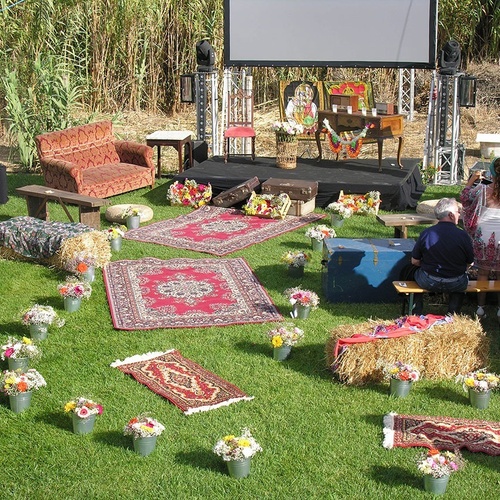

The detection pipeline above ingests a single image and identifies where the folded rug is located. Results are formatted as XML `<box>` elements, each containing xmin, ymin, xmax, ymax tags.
<box><xmin>124</xmin><ymin>205</ymin><xmax>324</xmax><ymax>256</ymax></box>
<box><xmin>111</xmin><ymin>350</ymin><xmax>254</xmax><ymax>415</ymax></box>
<box><xmin>383</xmin><ymin>412</ymin><xmax>500</xmax><ymax>456</ymax></box>
<box><xmin>103</xmin><ymin>257</ymin><xmax>282</xmax><ymax>329</ymax></box>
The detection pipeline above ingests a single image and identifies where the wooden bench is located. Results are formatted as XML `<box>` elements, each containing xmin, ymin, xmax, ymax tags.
<box><xmin>376</xmin><ymin>213</ymin><xmax>437</xmax><ymax>238</ymax></box>
<box><xmin>16</xmin><ymin>185</ymin><xmax>109</xmax><ymax>229</ymax></box>
<box><xmin>393</xmin><ymin>280</ymin><xmax>500</xmax><ymax>314</ymax></box>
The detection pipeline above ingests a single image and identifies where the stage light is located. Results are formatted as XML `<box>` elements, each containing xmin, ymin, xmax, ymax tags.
<box><xmin>196</xmin><ymin>40</ymin><xmax>215</xmax><ymax>72</ymax></box>
<box><xmin>459</xmin><ymin>75</ymin><xmax>477</xmax><ymax>108</ymax></box>
<box><xmin>180</xmin><ymin>74</ymin><xmax>195</xmax><ymax>103</ymax></box>
<box><xmin>438</xmin><ymin>40</ymin><xmax>461</xmax><ymax>75</ymax></box>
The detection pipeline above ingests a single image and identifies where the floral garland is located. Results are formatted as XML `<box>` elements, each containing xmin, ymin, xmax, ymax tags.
<box><xmin>322</xmin><ymin>118</ymin><xmax>373</xmax><ymax>158</ymax></box>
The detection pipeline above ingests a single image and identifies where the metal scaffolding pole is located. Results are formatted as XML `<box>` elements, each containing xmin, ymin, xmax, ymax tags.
<box><xmin>195</xmin><ymin>71</ymin><xmax>218</xmax><ymax>156</ymax></box>
<box><xmin>398</xmin><ymin>68</ymin><xmax>415</xmax><ymax>121</ymax></box>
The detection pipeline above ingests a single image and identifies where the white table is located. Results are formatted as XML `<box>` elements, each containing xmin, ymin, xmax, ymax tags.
<box><xmin>146</xmin><ymin>130</ymin><xmax>193</xmax><ymax>177</ymax></box>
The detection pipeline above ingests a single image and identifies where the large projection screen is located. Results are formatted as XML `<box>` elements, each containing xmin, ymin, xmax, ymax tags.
<box><xmin>224</xmin><ymin>0</ymin><xmax>437</xmax><ymax>68</ymax></box>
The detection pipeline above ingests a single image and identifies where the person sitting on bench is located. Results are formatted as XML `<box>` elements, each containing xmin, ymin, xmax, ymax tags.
<box><xmin>410</xmin><ymin>197</ymin><xmax>474</xmax><ymax>316</ymax></box>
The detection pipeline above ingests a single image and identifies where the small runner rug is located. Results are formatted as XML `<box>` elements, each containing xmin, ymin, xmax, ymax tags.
<box><xmin>124</xmin><ymin>205</ymin><xmax>325</xmax><ymax>256</ymax></box>
<box><xmin>383</xmin><ymin>412</ymin><xmax>500</xmax><ymax>456</ymax></box>
<box><xmin>111</xmin><ymin>350</ymin><xmax>253</xmax><ymax>415</ymax></box>
<box><xmin>103</xmin><ymin>257</ymin><xmax>282</xmax><ymax>329</ymax></box>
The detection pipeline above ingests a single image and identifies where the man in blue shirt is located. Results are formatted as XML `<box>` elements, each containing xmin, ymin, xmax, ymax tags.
<box><xmin>411</xmin><ymin>197</ymin><xmax>474</xmax><ymax>315</ymax></box>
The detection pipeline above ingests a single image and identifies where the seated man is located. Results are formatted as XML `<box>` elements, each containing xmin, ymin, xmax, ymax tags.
<box><xmin>411</xmin><ymin>197</ymin><xmax>474</xmax><ymax>315</ymax></box>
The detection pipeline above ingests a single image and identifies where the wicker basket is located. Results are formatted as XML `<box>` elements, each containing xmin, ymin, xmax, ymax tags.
<box><xmin>276</xmin><ymin>133</ymin><xmax>298</xmax><ymax>169</ymax></box>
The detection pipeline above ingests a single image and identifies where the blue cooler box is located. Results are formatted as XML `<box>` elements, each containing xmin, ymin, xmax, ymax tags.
<box><xmin>322</xmin><ymin>238</ymin><xmax>415</xmax><ymax>303</ymax></box>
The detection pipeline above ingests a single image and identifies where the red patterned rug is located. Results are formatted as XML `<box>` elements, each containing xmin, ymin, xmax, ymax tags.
<box><xmin>103</xmin><ymin>257</ymin><xmax>282</xmax><ymax>329</ymax></box>
<box><xmin>383</xmin><ymin>412</ymin><xmax>500</xmax><ymax>455</ymax></box>
<box><xmin>111</xmin><ymin>350</ymin><xmax>253</xmax><ymax>414</ymax></box>
<box><xmin>124</xmin><ymin>205</ymin><xmax>325</xmax><ymax>256</ymax></box>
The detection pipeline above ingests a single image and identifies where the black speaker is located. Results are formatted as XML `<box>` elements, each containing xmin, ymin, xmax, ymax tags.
<box><xmin>439</xmin><ymin>40</ymin><xmax>461</xmax><ymax>75</ymax></box>
<box><xmin>0</xmin><ymin>163</ymin><xmax>8</xmax><ymax>204</ymax></box>
<box><xmin>196</xmin><ymin>40</ymin><xmax>215</xmax><ymax>72</ymax></box>
<box><xmin>184</xmin><ymin>140</ymin><xmax>208</xmax><ymax>169</ymax></box>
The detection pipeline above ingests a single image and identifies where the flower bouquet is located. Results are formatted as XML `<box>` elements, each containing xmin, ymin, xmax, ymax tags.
<box><xmin>337</xmin><ymin>190</ymin><xmax>381</xmax><ymax>216</ymax></box>
<box><xmin>105</xmin><ymin>224</ymin><xmax>127</xmax><ymax>240</ymax></box>
<box><xmin>121</xmin><ymin>206</ymin><xmax>142</xmax><ymax>219</ymax></box>
<box><xmin>167</xmin><ymin>179</ymin><xmax>212</xmax><ymax>208</ymax></box>
<box><xmin>57</xmin><ymin>276</ymin><xmax>92</xmax><ymax>313</ymax></box>
<box><xmin>266</xmin><ymin>323</ymin><xmax>304</xmax><ymax>361</ymax></box>
<box><xmin>242</xmin><ymin>192</ymin><xmax>291</xmax><ymax>219</ymax></box>
<box><xmin>385</xmin><ymin>361</ymin><xmax>420</xmax><ymax>398</ymax></box>
<box><xmin>284</xmin><ymin>287</ymin><xmax>319</xmax><ymax>319</ymax></box>
<box><xmin>1</xmin><ymin>368</ymin><xmax>46</xmax><ymax>412</ymax></box>
<box><xmin>213</xmin><ymin>428</ymin><xmax>262</xmax><ymax>478</ymax></box>
<box><xmin>19</xmin><ymin>304</ymin><xmax>65</xmax><ymax>340</ymax></box>
<box><xmin>57</xmin><ymin>276</ymin><xmax>92</xmax><ymax>300</ymax></box>
<box><xmin>20</xmin><ymin>304</ymin><xmax>65</xmax><ymax>327</ymax></box>
<box><xmin>1</xmin><ymin>337</ymin><xmax>41</xmax><ymax>371</ymax></box>
<box><xmin>124</xmin><ymin>414</ymin><xmax>165</xmax><ymax>455</ymax></box>
<box><xmin>456</xmin><ymin>368</ymin><xmax>500</xmax><ymax>409</ymax></box>
<box><xmin>305</xmin><ymin>225</ymin><xmax>336</xmax><ymax>248</ymax></box>
<box><xmin>64</xmin><ymin>251</ymin><xmax>97</xmax><ymax>282</ymax></box>
<box><xmin>65</xmin><ymin>396</ymin><xmax>104</xmax><ymax>434</ymax></box>
<box><xmin>325</xmin><ymin>202</ymin><xmax>354</xmax><ymax>220</ymax></box>
<box><xmin>271</xmin><ymin>121</ymin><xmax>304</xmax><ymax>141</ymax></box>
<box><xmin>416</xmin><ymin>448</ymin><xmax>465</xmax><ymax>494</ymax></box>
<box><xmin>281</xmin><ymin>250</ymin><xmax>312</xmax><ymax>268</ymax></box>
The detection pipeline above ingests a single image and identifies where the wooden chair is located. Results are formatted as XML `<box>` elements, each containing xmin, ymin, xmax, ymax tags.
<box><xmin>223</xmin><ymin>89</ymin><xmax>256</xmax><ymax>162</ymax></box>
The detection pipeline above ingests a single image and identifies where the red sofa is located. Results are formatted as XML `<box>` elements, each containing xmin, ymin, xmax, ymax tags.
<box><xmin>35</xmin><ymin>121</ymin><xmax>155</xmax><ymax>198</ymax></box>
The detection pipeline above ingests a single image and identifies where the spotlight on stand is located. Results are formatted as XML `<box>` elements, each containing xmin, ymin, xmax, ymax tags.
<box><xmin>438</xmin><ymin>40</ymin><xmax>461</xmax><ymax>75</ymax></box>
<box><xmin>459</xmin><ymin>75</ymin><xmax>477</xmax><ymax>108</ymax></box>
<box><xmin>180</xmin><ymin>74</ymin><xmax>195</xmax><ymax>103</ymax></box>
<box><xmin>196</xmin><ymin>40</ymin><xmax>215</xmax><ymax>72</ymax></box>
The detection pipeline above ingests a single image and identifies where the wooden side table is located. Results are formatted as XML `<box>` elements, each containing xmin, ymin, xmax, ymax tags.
<box><xmin>146</xmin><ymin>130</ymin><xmax>193</xmax><ymax>177</ymax></box>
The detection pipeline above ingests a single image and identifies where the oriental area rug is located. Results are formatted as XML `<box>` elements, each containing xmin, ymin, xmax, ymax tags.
<box><xmin>111</xmin><ymin>350</ymin><xmax>253</xmax><ymax>415</ymax></box>
<box><xmin>103</xmin><ymin>257</ymin><xmax>282</xmax><ymax>329</ymax></box>
<box><xmin>124</xmin><ymin>205</ymin><xmax>324</xmax><ymax>256</ymax></box>
<box><xmin>383</xmin><ymin>412</ymin><xmax>500</xmax><ymax>456</ymax></box>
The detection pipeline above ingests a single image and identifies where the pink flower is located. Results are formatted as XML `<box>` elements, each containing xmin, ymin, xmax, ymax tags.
<box><xmin>96</xmin><ymin>404</ymin><xmax>104</xmax><ymax>415</ymax></box>
<box><xmin>4</xmin><ymin>347</ymin><xmax>14</xmax><ymax>358</ymax></box>
<box><xmin>76</xmin><ymin>406</ymin><xmax>90</xmax><ymax>418</ymax></box>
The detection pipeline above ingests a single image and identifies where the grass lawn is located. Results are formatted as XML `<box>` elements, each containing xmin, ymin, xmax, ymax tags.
<box><xmin>1</xmin><ymin>174</ymin><xmax>499</xmax><ymax>499</ymax></box>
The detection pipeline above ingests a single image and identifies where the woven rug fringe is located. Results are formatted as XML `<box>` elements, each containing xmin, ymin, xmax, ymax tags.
<box><xmin>184</xmin><ymin>396</ymin><xmax>255</xmax><ymax>415</ymax></box>
<box><xmin>382</xmin><ymin>412</ymin><xmax>397</xmax><ymax>449</ymax></box>
<box><xmin>110</xmin><ymin>350</ymin><xmax>175</xmax><ymax>367</ymax></box>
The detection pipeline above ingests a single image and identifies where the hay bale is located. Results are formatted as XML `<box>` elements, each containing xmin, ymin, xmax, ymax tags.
<box><xmin>325</xmin><ymin>315</ymin><xmax>489</xmax><ymax>385</ymax></box>
<box><xmin>55</xmin><ymin>230</ymin><xmax>111</xmax><ymax>269</ymax></box>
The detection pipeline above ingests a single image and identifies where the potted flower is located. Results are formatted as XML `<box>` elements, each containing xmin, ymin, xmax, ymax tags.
<box><xmin>305</xmin><ymin>224</ymin><xmax>336</xmax><ymax>251</ymax></box>
<box><xmin>416</xmin><ymin>448</ymin><xmax>465</xmax><ymax>495</ymax></box>
<box><xmin>64</xmin><ymin>397</ymin><xmax>104</xmax><ymax>434</ymax></box>
<box><xmin>384</xmin><ymin>361</ymin><xmax>420</xmax><ymax>398</ymax></box>
<box><xmin>271</xmin><ymin>121</ymin><xmax>304</xmax><ymax>169</ymax></box>
<box><xmin>123</xmin><ymin>414</ymin><xmax>165</xmax><ymax>456</ymax></box>
<box><xmin>19</xmin><ymin>304</ymin><xmax>65</xmax><ymax>340</ymax></box>
<box><xmin>1</xmin><ymin>336</ymin><xmax>41</xmax><ymax>372</ymax></box>
<box><xmin>65</xmin><ymin>251</ymin><xmax>98</xmax><ymax>282</ymax></box>
<box><xmin>57</xmin><ymin>276</ymin><xmax>92</xmax><ymax>313</ymax></box>
<box><xmin>105</xmin><ymin>224</ymin><xmax>127</xmax><ymax>252</ymax></box>
<box><xmin>283</xmin><ymin>287</ymin><xmax>320</xmax><ymax>319</ymax></box>
<box><xmin>167</xmin><ymin>179</ymin><xmax>212</xmax><ymax>208</ymax></box>
<box><xmin>456</xmin><ymin>368</ymin><xmax>500</xmax><ymax>409</ymax></box>
<box><xmin>280</xmin><ymin>250</ymin><xmax>312</xmax><ymax>278</ymax></box>
<box><xmin>121</xmin><ymin>206</ymin><xmax>142</xmax><ymax>229</ymax></box>
<box><xmin>213</xmin><ymin>427</ymin><xmax>262</xmax><ymax>479</ymax></box>
<box><xmin>325</xmin><ymin>202</ymin><xmax>353</xmax><ymax>227</ymax></box>
<box><xmin>1</xmin><ymin>368</ymin><xmax>47</xmax><ymax>413</ymax></box>
<box><xmin>336</xmin><ymin>190</ymin><xmax>381</xmax><ymax>216</ymax></box>
<box><xmin>266</xmin><ymin>323</ymin><xmax>304</xmax><ymax>361</ymax></box>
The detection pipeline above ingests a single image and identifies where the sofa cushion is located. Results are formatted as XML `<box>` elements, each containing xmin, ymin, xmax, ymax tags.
<box><xmin>105</xmin><ymin>204</ymin><xmax>154</xmax><ymax>223</ymax></box>
<box><xmin>80</xmin><ymin>163</ymin><xmax>154</xmax><ymax>198</ymax></box>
